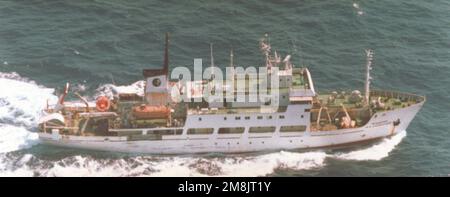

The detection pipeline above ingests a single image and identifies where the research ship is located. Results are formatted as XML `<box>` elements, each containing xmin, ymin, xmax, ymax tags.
<box><xmin>37</xmin><ymin>33</ymin><xmax>425</xmax><ymax>154</ymax></box>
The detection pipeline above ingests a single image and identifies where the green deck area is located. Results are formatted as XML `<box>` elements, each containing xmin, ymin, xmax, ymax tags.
<box><xmin>316</xmin><ymin>90</ymin><xmax>423</xmax><ymax>111</ymax></box>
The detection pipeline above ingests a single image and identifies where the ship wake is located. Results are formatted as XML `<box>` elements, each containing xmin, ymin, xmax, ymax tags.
<box><xmin>0</xmin><ymin>132</ymin><xmax>405</xmax><ymax>177</ymax></box>
<box><xmin>0</xmin><ymin>72</ymin><xmax>57</xmax><ymax>154</ymax></box>
<box><xmin>0</xmin><ymin>75</ymin><xmax>406</xmax><ymax>176</ymax></box>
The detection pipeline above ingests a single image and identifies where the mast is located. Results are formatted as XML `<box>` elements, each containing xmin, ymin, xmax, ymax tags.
<box><xmin>260</xmin><ymin>34</ymin><xmax>272</xmax><ymax>70</ymax></box>
<box><xmin>210</xmin><ymin>43</ymin><xmax>215</xmax><ymax>79</ymax></box>
<box><xmin>163</xmin><ymin>32</ymin><xmax>169</xmax><ymax>77</ymax></box>
<box><xmin>210</xmin><ymin>43</ymin><xmax>214</xmax><ymax>67</ymax></box>
<box><xmin>229</xmin><ymin>48</ymin><xmax>234</xmax><ymax>68</ymax></box>
<box><xmin>364</xmin><ymin>49</ymin><xmax>374</xmax><ymax>105</ymax></box>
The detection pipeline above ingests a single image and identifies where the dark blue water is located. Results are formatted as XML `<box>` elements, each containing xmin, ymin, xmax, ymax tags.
<box><xmin>0</xmin><ymin>0</ymin><xmax>449</xmax><ymax>176</ymax></box>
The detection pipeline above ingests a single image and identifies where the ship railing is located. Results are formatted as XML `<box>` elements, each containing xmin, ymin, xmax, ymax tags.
<box><xmin>370</xmin><ymin>90</ymin><xmax>425</xmax><ymax>103</ymax></box>
<box><xmin>314</xmin><ymin>90</ymin><xmax>425</xmax><ymax>103</ymax></box>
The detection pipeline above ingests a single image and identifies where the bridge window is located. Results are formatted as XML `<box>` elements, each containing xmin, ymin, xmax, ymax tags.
<box><xmin>279</xmin><ymin>115</ymin><xmax>285</xmax><ymax>119</ymax></box>
<box><xmin>245</xmin><ymin>116</ymin><xmax>250</xmax><ymax>120</ymax></box>
<box><xmin>235</xmin><ymin>116</ymin><xmax>241</xmax><ymax>120</ymax></box>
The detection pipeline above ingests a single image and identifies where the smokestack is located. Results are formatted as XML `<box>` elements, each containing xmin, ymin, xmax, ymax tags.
<box><xmin>142</xmin><ymin>33</ymin><xmax>171</xmax><ymax>78</ymax></box>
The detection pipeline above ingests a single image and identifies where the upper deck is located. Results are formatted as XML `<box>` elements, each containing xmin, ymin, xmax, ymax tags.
<box><xmin>315</xmin><ymin>90</ymin><xmax>425</xmax><ymax>111</ymax></box>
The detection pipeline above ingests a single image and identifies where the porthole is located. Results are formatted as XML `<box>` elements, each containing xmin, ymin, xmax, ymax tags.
<box><xmin>152</xmin><ymin>78</ymin><xmax>161</xmax><ymax>87</ymax></box>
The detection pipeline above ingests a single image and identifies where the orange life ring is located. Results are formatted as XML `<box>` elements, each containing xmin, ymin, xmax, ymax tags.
<box><xmin>96</xmin><ymin>96</ymin><xmax>110</xmax><ymax>112</ymax></box>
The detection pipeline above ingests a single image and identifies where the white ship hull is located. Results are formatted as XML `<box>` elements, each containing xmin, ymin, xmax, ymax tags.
<box><xmin>38</xmin><ymin>101</ymin><xmax>423</xmax><ymax>154</ymax></box>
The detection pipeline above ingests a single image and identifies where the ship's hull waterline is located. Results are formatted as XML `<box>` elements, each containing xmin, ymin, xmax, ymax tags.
<box><xmin>38</xmin><ymin>101</ymin><xmax>423</xmax><ymax>154</ymax></box>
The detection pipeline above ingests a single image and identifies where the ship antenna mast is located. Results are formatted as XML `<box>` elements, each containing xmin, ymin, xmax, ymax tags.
<box><xmin>163</xmin><ymin>32</ymin><xmax>170</xmax><ymax>77</ymax></box>
<box><xmin>210</xmin><ymin>43</ymin><xmax>215</xmax><ymax>79</ymax></box>
<box><xmin>260</xmin><ymin>33</ymin><xmax>272</xmax><ymax>70</ymax></box>
<box><xmin>230</xmin><ymin>48</ymin><xmax>234</xmax><ymax>68</ymax></box>
<box><xmin>364</xmin><ymin>49</ymin><xmax>374</xmax><ymax>105</ymax></box>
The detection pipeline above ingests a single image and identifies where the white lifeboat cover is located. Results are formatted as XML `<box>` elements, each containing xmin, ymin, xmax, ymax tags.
<box><xmin>38</xmin><ymin>113</ymin><xmax>65</xmax><ymax>125</ymax></box>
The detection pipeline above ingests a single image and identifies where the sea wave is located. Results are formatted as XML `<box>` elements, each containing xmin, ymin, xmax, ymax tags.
<box><xmin>0</xmin><ymin>72</ymin><xmax>57</xmax><ymax>153</ymax></box>
<box><xmin>95</xmin><ymin>80</ymin><xmax>145</xmax><ymax>99</ymax></box>
<box><xmin>0</xmin><ymin>131</ymin><xmax>405</xmax><ymax>177</ymax></box>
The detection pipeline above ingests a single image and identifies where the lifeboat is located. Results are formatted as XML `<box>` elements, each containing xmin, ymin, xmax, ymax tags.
<box><xmin>132</xmin><ymin>104</ymin><xmax>170</xmax><ymax>119</ymax></box>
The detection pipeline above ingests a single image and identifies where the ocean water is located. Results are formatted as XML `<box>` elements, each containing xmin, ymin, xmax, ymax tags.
<box><xmin>0</xmin><ymin>0</ymin><xmax>449</xmax><ymax>176</ymax></box>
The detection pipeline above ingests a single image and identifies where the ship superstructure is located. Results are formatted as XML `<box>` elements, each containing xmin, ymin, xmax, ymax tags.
<box><xmin>37</xmin><ymin>34</ymin><xmax>425</xmax><ymax>154</ymax></box>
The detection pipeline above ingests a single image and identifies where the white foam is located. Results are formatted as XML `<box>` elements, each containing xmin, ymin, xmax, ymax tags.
<box><xmin>43</xmin><ymin>156</ymin><xmax>126</xmax><ymax>177</ymax></box>
<box><xmin>334</xmin><ymin>130</ymin><xmax>407</xmax><ymax>161</ymax></box>
<box><xmin>141</xmin><ymin>151</ymin><xmax>328</xmax><ymax>177</ymax></box>
<box><xmin>0</xmin><ymin>153</ymin><xmax>34</xmax><ymax>177</ymax></box>
<box><xmin>0</xmin><ymin>125</ymin><xmax>38</xmax><ymax>153</ymax></box>
<box><xmin>0</xmin><ymin>151</ymin><xmax>328</xmax><ymax>177</ymax></box>
<box><xmin>95</xmin><ymin>80</ymin><xmax>145</xmax><ymax>99</ymax></box>
<box><xmin>207</xmin><ymin>151</ymin><xmax>326</xmax><ymax>177</ymax></box>
<box><xmin>0</xmin><ymin>72</ymin><xmax>57</xmax><ymax>153</ymax></box>
<box><xmin>352</xmin><ymin>2</ymin><xmax>364</xmax><ymax>16</ymax></box>
<box><xmin>0</xmin><ymin>131</ymin><xmax>406</xmax><ymax>177</ymax></box>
